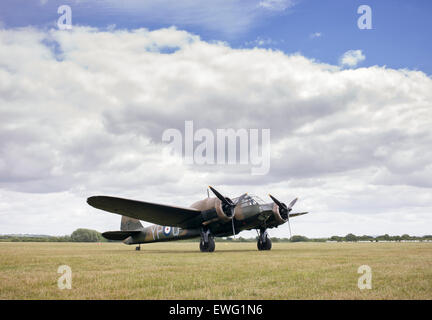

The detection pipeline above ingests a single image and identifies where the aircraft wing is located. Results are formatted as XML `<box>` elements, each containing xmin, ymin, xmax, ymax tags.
<box><xmin>289</xmin><ymin>212</ymin><xmax>308</xmax><ymax>218</ymax></box>
<box><xmin>87</xmin><ymin>196</ymin><xmax>201</xmax><ymax>228</ymax></box>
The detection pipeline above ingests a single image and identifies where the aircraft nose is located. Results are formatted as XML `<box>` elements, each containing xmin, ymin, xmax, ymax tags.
<box><xmin>260</xmin><ymin>203</ymin><xmax>274</xmax><ymax>211</ymax></box>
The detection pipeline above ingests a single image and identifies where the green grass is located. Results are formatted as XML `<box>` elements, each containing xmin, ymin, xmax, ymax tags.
<box><xmin>0</xmin><ymin>242</ymin><xmax>431</xmax><ymax>299</ymax></box>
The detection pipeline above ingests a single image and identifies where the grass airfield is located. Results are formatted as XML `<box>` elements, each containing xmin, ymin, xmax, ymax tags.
<box><xmin>0</xmin><ymin>242</ymin><xmax>430</xmax><ymax>299</ymax></box>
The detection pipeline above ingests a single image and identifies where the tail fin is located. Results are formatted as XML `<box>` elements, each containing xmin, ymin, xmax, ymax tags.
<box><xmin>121</xmin><ymin>216</ymin><xmax>143</xmax><ymax>231</ymax></box>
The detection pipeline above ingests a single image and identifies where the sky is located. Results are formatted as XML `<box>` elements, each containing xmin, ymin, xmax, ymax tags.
<box><xmin>0</xmin><ymin>0</ymin><xmax>431</xmax><ymax>238</ymax></box>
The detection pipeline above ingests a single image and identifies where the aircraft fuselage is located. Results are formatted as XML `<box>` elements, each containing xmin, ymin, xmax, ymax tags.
<box><xmin>124</xmin><ymin>202</ymin><xmax>276</xmax><ymax>245</ymax></box>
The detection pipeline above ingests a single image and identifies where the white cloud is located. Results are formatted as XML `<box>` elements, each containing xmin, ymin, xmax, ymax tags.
<box><xmin>100</xmin><ymin>0</ymin><xmax>296</xmax><ymax>35</ymax></box>
<box><xmin>245</xmin><ymin>36</ymin><xmax>279</xmax><ymax>47</ymax></box>
<box><xmin>258</xmin><ymin>0</ymin><xmax>295</xmax><ymax>11</ymax></box>
<box><xmin>339</xmin><ymin>49</ymin><xmax>366</xmax><ymax>67</ymax></box>
<box><xmin>309</xmin><ymin>32</ymin><xmax>322</xmax><ymax>39</ymax></box>
<box><xmin>0</xmin><ymin>27</ymin><xmax>431</xmax><ymax>237</ymax></box>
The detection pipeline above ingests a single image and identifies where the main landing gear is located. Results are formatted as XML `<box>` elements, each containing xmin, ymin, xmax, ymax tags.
<box><xmin>257</xmin><ymin>229</ymin><xmax>272</xmax><ymax>251</ymax></box>
<box><xmin>200</xmin><ymin>228</ymin><xmax>215</xmax><ymax>252</ymax></box>
<box><xmin>135</xmin><ymin>244</ymin><xmax>141</xmax><ymax>251</ymax></box>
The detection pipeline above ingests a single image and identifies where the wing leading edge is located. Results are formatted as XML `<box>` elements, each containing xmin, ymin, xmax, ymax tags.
<box><xmin>87</xmin><ymin>196</ymin><xmax>201</xmax><ymax>228</ymax></box>
<box><xmin>289</xmin><ymin>212</ymin><xmax>308</xmax><ymax>218</ymax></box>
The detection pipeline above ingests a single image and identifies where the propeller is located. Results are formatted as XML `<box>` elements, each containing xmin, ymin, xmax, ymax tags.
<box><xmin>209</xmin><ymin>186</ymin><xmax>247</xmax><ymax>237</ymax></box>
<box><xmin>269</xmin><ymin>194</ymin><xmax>298</xmax><ymax>239</ymax></box>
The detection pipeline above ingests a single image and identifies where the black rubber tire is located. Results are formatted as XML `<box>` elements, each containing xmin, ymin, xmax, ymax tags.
<box><xmin>200</xmin><ymin>239</ymin><xmax>208</xmax><ymax>252</ymax></box>
<box><xmin>257</xmin><ymin>240</ymin><xmax>264</xmax><ymax>250</ymax></box>
<box><xmin>207</xmin><ymin>237</ymin><xmax>215</xmax><ymax>252</ymax></box>
<box><xmin>200</xmin><ymin>236</ymin><xmax>215</xmax><ymax>252</ymax></box>
<box><xmin>257</xmin><ymin>235</ymin><xmax>272</xmax><ymax>251</ymax></box>
<box><xmin>264</xmin><ymin>237</ymin><xmax>272</xmax><ymax>250</ymax></box>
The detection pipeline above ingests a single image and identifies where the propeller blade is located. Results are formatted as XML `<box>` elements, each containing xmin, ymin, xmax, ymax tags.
<box><xmin>209</xmin><ymin>186</ymin><xmax>229</xmax><ymax>205</ymax></box>
<box><xmin>231</xmin><ymin>218</ymin><xmax>236</xmax><ymax>238</ymax></box>
<box><xmin>287</xmin><ymin>217</ymin><xmax>292</xmax><ymax>239</ymax></box>
<box><xmin>269</xmin><ymin>194</ymin><xmax>298</xmax><ymax>239</ymax></box>
<box><xmin>269</xmin><ymin>194</ymin><xmax>283</xmax><ymax>208</ymax></box>
<box><xmin>288</xmin><ymin>198</ymin><xmax>298</xmax><ymax>209</ymax></box>
<box><xmin>231</xmin><ymin>193</ymin><xmax>247</xmax><ymax>238</ymax></box>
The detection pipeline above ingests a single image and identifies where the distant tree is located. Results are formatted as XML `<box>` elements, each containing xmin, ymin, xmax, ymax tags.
<box><xmin>344</xmin><ymin>233</ymin><xmax>358</xmax><ymax>242</ymax></box>
<box><xmin>310</xmin><ymin>238</ymin><xmax>327</xmax><ymax>242</ymax></box>
<box><xmin>401</xmin><ymin>234</ymin><xmax>411</xmax><ymax>240</ymax></box>
<box><xmin>290</xmin><ymin>235</ymin><xmax>309</xmax><ymax>242</ymax></box>
<box><xmin>358</xmin><ymin>235</ymin><xmax>374</xmax><ymax>241</ymax></box>
<box><xmin>330</xmin><ymin>236</ymin><xmax>343</xmax><ymax>242</ymax></box>
<box><xmin>375</xmin><ymin>234</ymin><xmax>391</xmax><ymax>241</ymax></box>
<box><xmin>71</xmin><ymin>228</ymin><xmax>103</xmax><ymax>242</ymax></box>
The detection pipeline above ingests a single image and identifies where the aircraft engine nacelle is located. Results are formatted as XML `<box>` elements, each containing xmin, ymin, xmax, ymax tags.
<box><xmin>191</xmin><ymin>197</ymin><xmax>234</xmax><ymax>223</ymax></box>
<box><xmin>272</xmin><ymin>203</ymin><xmax>288</xmax><ymax>225</ymax></box>
<box><xmin>214</xmin><ymin>197</ymin><xmax>235</xmax><ymax>222</ymax></box>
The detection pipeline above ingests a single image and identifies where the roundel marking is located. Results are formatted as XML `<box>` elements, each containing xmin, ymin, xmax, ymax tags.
<box><xmin>163</xmin><ymin>226</ymin><xmax>172</xmax><ymax>236</ymax></box>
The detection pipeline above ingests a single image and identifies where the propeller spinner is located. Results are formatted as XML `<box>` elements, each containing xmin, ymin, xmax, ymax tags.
<box><xmin>209</xmin><ymin>186</ymin><xmax>247</xmax><ymax>237</ymax></box>
<box><xmin>269</xmin><ymin>194</ymin><xmax>298</xmax><ymax>239</ymax></box>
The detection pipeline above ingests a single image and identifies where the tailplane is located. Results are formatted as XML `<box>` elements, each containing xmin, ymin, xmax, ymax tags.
<box><xmin>101</xmin><ymin>216</ymin><xmax>143</xmax><ymax>241</ymax></box>
<box><xmin>102</xmin><ymin>230</ymin><xmax>141</xmax><ymax>241</ymax></box>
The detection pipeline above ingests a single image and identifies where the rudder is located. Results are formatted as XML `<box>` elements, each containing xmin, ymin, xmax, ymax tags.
<box><xmin>121</xmin><ymin>216</ymin><xmax>143</xmax><ymax>231</ymax></box>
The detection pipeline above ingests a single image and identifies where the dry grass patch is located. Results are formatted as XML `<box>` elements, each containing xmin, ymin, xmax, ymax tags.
<box><xmin>0</xmin><ymin>242</ymin><xmax>431</xmax><ymax>299</ymax></box>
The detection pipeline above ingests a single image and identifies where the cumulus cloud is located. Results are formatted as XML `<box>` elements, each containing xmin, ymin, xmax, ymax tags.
<box><xmin>0</xmin><ymin>26</ymin><xmax>431</xmax><ymax>237</ymax></box>
<box><xmin>339</xmin><ymin>49</ymin><xmax>366</xmax><ymax>67</ymax></box>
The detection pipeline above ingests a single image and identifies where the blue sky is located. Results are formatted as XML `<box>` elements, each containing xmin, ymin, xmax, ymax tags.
<box><xmin>1</xmin><ymin>1</ymin><xmax>432</xmax><ymax>237</ymax></box>
<box><xmin>1</xmin><ymin>0</ymin><xmax>431</xmax><ymax>74</ymax></box>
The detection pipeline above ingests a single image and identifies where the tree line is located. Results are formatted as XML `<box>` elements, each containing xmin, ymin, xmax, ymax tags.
<box><xmin>1</xmin><ymin>229</ymin><xmax>431</xmax><ymax>242</ymax></box>
<box><xmin>222</xmin><ymin>233</ymin><xmax>432</xmax><ymax>242</ymax></box>
<box><xmin>0</xmin><ymin>228</ymin><xmax>106</xmax><ymax>242</ymax></box>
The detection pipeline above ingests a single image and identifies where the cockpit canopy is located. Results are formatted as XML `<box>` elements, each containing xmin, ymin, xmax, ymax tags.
<box><xmin>232</xmin><ymin>194</ymin><xmax>265</xmax><ymax>207</ymax></box>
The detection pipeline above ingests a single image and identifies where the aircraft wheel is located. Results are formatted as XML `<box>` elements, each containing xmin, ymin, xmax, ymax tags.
<box><xmin>199</xmin><ymin>240</ymin><xmax>206</xmax><ymax>252</ymax></box>
<box><xmin>200</xmin><ymin>236</ymin><xmax>215</xmax><ymax>252</ymax></box>
<box><xmin>207</xmin><ymin>237</ymin><xmax>215</xmax><ymax>252</ymax></box>
<box><xmin>257</xmin><ymin>235</ymin><xmax>272</xmax><ymax>251</ymax></box>
<box><xmin>264</xmin><ymin>237</ymin><xmax>272</xmax><ymax>250</ymax></box>
<box><xmin>257</xmin><ymin>241</ymin><xmax>263</xmax><ymax>250</ymax></box>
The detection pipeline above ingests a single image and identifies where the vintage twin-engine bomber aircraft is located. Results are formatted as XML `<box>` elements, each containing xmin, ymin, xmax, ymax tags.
<box><xmin>87</xmin><ymin>186</ymin><xmax>308</xmax><ymax>252</ymax></box>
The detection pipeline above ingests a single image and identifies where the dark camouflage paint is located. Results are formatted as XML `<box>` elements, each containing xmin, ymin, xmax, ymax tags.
<box><xmin>100</xmin><ymin>196</ymin><xmax>307</xmax><ymax>245</ymax></box>
<box><xmin>123</xmin><ymin>225</ymin><xmax>200</xmax><ymax>245</ymax></box>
